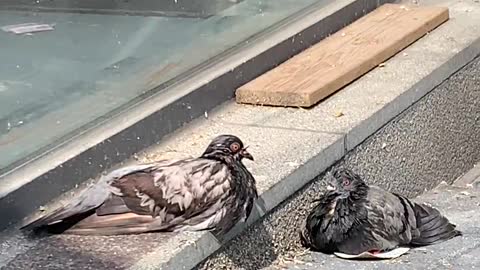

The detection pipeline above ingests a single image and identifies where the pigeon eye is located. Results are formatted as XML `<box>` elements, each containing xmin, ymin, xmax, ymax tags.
<box><xmin>342</xmin><ymin>179</ymin><xmax>351</xmax><ymax>186</ymax></box>
<box><xmin>230</xmin><ymin>142</ymin><xmax>241</xmax><ymax>152</ymax></box>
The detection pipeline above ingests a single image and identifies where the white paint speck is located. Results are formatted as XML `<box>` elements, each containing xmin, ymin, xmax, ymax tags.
<box><xmin>285</xmin><ymin>161</ymin><xmax>300</xmax><ymax>167</ymax></box>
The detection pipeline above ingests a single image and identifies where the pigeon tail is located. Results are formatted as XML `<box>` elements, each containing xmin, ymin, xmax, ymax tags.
<box><xmin>410</xmin><ymin>202</ymin><xmax>462</xmax><ymax>246</ymax></box>
<box><xmin>20</xmin><ymin>164</ymin><xmax>155</xmax><ymax>232</ymax></box>
<box><xmin>20</xmin><ymin>182</ymin><xmax>110</xmax><ymax>231</ymax></box>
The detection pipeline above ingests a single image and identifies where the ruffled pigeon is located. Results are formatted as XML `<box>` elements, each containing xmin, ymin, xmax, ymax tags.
<box><xmin>21</xmin><ymin>134</ymin><xmax>258</xmax><ymax>235</ymax></box>
<box><xmin>300</xmin><ymin>168</ymin><xmax>461</xmax><ymax>256</ymax></box>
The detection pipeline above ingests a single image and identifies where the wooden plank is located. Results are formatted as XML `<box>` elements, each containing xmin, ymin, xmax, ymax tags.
<box><xmin>235</xmin><ymin>4</ymin><xmax>450</xmax><ymax>107</ymax></box>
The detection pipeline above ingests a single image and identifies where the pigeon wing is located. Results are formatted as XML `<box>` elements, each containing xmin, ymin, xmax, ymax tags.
<box><xmin>364</xmin><ymin>186</ymin><xmax>417</xmax><ymax>247</ymax></box>
<box><xmin>65</xmin><ymin>158</ymin><xmax>232</xmax><ymax>235</ymax></box>
<box><xmin>20</xmin><ymin>163</ymin><xmax>156</xmax><ymax>230</ymax></box>
<box><xmin>359</xmin><ymin>186</ymin><xmax>459</xmax><ymax>249</ymax></box>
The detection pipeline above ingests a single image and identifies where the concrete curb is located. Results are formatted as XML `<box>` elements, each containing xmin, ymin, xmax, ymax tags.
<box><xmin>131</xmin><ymin>2</ymin><xmax>480</xmax><ymax>268</ymax></box>
<box><xmin>346</xmin><ymin>36</ymin><xmax>480</xmax><ymax>151</ymax></box>
<box><xmin>197</xmin><ymin>22</ymin><xmax>480</xmax><ymax>267</ymax></box>
<box><xmin>454</xmin><ymin>162</ymin><xmax>480</xmax><ymax>186</ymax></box>
<box><xmin>134</xmin><ymin>20</ymin><xmax>480</xmax><ymax>270</ymax></box>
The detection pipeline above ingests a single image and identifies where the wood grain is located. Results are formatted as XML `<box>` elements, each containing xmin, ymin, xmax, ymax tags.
<box><xmin>235</xmin><ymin>4</ymin><xmax>450</xmax><ymax>107</ymax></box>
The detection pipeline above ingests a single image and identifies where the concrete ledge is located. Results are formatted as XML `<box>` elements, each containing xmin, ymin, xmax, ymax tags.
<box><xmin>133</xmin><ymin>1</ymin><xmax>480</xmax><ymax>269</ymax></box>
<box><xmin>1</xmin><ymin>0</ymin><xmax>480</xmax><ymax>269</ymax></box>
<box><xmin>455</xmin><ymin>162</ymin><xmax>480</xmax><ymax>186</ymax></box>
<box><xmin>0</xmin><ymin>0</ymin><xmax>393</xmax><ymax>232</ymax></box>
<box><xmin>134</xmin><ymin>1</ymin><xmax>480</xmax><ymax>269</ymax></box>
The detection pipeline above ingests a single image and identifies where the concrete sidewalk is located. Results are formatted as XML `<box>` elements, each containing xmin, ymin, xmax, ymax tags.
<box><xmin>278</xmin><ymin>164</ymin><xmax>480</xmax><ymax>270</ymax></box>
<box><xmin>0</xmin><ymin>0</ymin><xmax>479</xmax><ymax>269</ymax></box>
<box><xmin>194</xmin><ymin>33</ymin><xmax>480</xmax><ymax>270</ymax></box>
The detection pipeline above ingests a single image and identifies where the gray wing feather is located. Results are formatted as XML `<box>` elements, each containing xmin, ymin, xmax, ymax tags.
<box><xmin>367</xmin><ymin>187</ymin><xmax>460</xmax><ymax>247</ymax></box>
<box><xmin>21</xmin><ymin>163</ymin><xmax>157</xmax><ymax>229</ymax></box>
<box><xmin>364</xmin><ymin>186</ymin><xmax>417</xmax><ymax>248</ymax></box>
<box><xmin>70</xmin><ymin>159</ymin><xmax>231</xmax><ymax>234</ymax></box>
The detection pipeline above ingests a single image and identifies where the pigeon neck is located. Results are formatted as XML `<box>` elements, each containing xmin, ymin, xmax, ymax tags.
<box><xmin>337</xmin><ymin>182</ymin><xmax>369</xmax><ymax>201</ymax></box>
<box><xmin>201</xmin><ymin>151</ymin><xmax>235</xmax><ymax>165</ymax></box>
<box><xmin>349</xmin><ymin>182</ymin><xmax>369</xmax><ymax>201</ymax></box>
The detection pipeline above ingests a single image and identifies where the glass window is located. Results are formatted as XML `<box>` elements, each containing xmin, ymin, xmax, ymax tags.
<box><xmin>0</xmin><ymin>0</ymin><xmax>326</xmax><ymax>174</ymax></box>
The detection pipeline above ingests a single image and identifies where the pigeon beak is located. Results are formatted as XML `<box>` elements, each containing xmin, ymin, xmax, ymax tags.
<box><xmin>326</xmin><ymin>185</ymin><xmax>336</xmax><ymax>191</ymax></box>
<box><xmin>241</xmin><ymin>147</ymin><xmax>254</xmax><ymax>161</ymax></box>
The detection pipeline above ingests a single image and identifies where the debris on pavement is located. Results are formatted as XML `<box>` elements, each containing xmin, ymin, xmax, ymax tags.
<box><xmin>334</xmin><ymin>247</ymin><xmax>410</xmax><ymax>260</ymax></box>
<box><xmin>1</xmin><ymin>23</ymin><xmax>55</xmax><ymax>35</ymax></box>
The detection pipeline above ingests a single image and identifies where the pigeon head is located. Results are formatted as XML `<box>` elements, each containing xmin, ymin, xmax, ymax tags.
<box><xmin>201</xmin><ymin>134</ymin><xmax>254</xmax><ymax>162</ymax></box>
<box><xmin>326</xmin><ymin>168</ymin><xmax>366</xmax><ymax>197</ymax></box>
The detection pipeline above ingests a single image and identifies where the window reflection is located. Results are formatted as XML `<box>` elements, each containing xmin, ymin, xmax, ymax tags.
<box><xmin>0</xmin><ymin>0</ymin><xmax>324</xmax><ymax>174</ymax></box>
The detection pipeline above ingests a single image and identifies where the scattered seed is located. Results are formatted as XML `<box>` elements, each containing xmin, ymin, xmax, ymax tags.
<box><xmin>333</xmin><ymin>111</ymin><xmax>344</xmax><ymax>118</ymax></box>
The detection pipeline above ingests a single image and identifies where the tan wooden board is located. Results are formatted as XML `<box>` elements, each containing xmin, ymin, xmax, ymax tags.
<box><xmin>235</xmin><ymin>4</ymin><xmax>450</xmax><ymax>107</ymax></box>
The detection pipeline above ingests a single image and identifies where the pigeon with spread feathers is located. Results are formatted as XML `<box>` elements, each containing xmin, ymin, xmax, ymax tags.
<box><xmin>22</xmin><ymin>134</ymin><xmax>258</xmax><ymax>235</ymax></box>
<box><xmin>301</xmin><ymin>168</ymin><xmax>461</xmax><ymax>255</ymax></box>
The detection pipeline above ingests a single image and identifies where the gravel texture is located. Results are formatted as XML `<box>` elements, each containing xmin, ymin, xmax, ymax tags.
<box><xmin>2</xmin><ymin>232</ymin><xmax>182</xmax><ymax>270</ymax></box>
<box><xmin>194</xmin><ymin>55</ymin><xmax>480</xmax><ymax>270</ymax></box>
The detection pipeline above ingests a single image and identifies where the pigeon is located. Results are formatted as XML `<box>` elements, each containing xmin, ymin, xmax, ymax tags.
<box><xmin>21</xmin><ymin>134</ymin><xmax>258</xmax><ymax>235</ymax></box>
<box><xmin>300</xmin><ymin>168</ymin><xmax>461</xmax><ymax>256</ymax></box>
